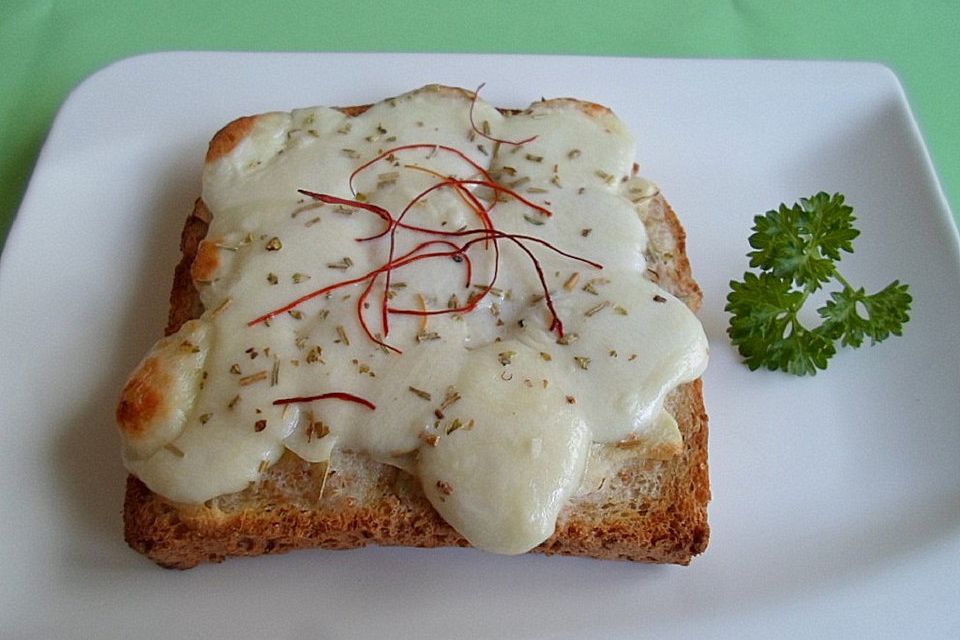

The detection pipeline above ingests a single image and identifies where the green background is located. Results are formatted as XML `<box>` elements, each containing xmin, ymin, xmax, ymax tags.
<box><xmin>2</xmin><ymin>0</ymin><xmax>958</xmax><ymax>251</ymax></box>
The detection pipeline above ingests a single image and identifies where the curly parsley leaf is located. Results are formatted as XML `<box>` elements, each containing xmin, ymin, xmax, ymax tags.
<box><xmin>727</xmin><ymin>272</ymin><xmax>836</xmax><ymax>375</ymax></box>
<box><xmin>747</xmin><ymin>192</ymin><xmax>860</xmax><ymax>290</ymax></box>
<box><xmin>727</xmin><ymin>193</ymin><xmax>911</xmax><ymax>375</ymax></box>
<box><xmin>819</xmin><ymin>280</ymin><xmax>913</xmax><ymax>348</ymax></box>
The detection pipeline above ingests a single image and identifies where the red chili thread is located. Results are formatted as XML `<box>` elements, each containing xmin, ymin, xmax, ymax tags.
<box><xmin>348</xmin><ymin>144</ymin><xmax>494</xmax><ymax>196</ymax></box>
<box><xmin>374</xmin><ymin>172</ymin><xmax>575</xmax><ymax>333</ymax></box>
<box><xmin>469</xmin><ymin>83</ymin><xmax>538</xmax><ymax>147</ymax></box>
<box><xmin>378</xmin><ymin>171</ymin><xmax>508</xmax><ymax>337</ymax></box>
<box><xmin>388</xmin><ymin>234</ymin><xmax>501</xmax><ymax>319</ymax></box>
<box><xmin>272</xmin><ymin>392</ymin><xmax>376</xmax><ymax>411</ymax></box>
<box><xmin>371</xmin><ymin>168</ymin><xmax>548</xmax><ymax>299</ymax></box>
<box><xmin>247</xmin><ymin>239</ymin><xmax>472</xmax><ymax>327</ymax></box>
<box><xmin>400</xmin><ymin>163</ymin><xmax>497</xmax><ymax>250</ymax></box>
<box><xmin>355</xmin><ymin>239</ymin><xmax>473</xmax><ymax>353</ymax></box>
<box><xmin>357</xmin><ymin>275</ymin><xmax>400</xmax><ymax>354</ymax></box>
<box><xmin>380</xmin><ymin>226</ymin><xmax>602</xmax><ymax>269</ymax></box>
<box><xmin>381</xmin><ymin>179</ymin><xmax>456</xmax><ymax>335</ymax></box>
<box><xmin>304</xmin><ymin>168</ymin><xmax>499</xmax><ymax>339</ymax></box>
<box><xmin>385</xmin><ymin>170</ymin><xmax>565</xmax><ymax>327</ymax></box>
<box><xmin>297</xmin><ymin>190</ymin><xmax>394</xmax><ymax>240</ymax></box>
<box><xmin>388</xmin><ymin>227</ymin><xmax>600</xmax><ymax>328</ymax></box>
<box><xmin>249</xmin><ymin>212</ymin><xmax>599</xmax><ymax>337</ymax></box>
<box><xmin>386</xmin><ymin>231</ymin><xmax>583</xmax><ymax>336</ymax></box>
<box><xmin>391</xmin><ymin>166</ymin><xmax>499</xmax><ymax>257</ymax></box>
<box><xmin>253</xmin><ymin>142</ymin><xmax>602</xmax><ymax>344</ymax></box>
<box><xmin>297</xmin><ymin>190</ymin><xmax>393</xmax><ymax>225</ymax></box>
<box><xmin>458</xmin><ymin>179</ymin><xmax>552</xmax><ymax>218</ymax></box>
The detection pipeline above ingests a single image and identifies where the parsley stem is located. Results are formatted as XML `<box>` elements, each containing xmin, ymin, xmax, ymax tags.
<box><xmin>727</xmin><ymin>192</ymin><xmax>911</xmax><ymax>375</ymax></box>
<box><xmin>833</xmin><ymin>269</ymin><xmax>854</xmax><ymax>292</ymax></box>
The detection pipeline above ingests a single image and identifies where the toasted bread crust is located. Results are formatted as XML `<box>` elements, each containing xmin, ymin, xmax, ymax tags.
<box><xmin>205</xmin><ymin>116</ymin><xmax>258</xmax><ymax>163</ymax></box>
<box><xmin>166</xmin><ymin>200</ymin><xmax>209</xmax><ymax>336</ymax></box>
<box><xmin>128</xmin><ymin>91</ymin><xmax>710</xmax><ymax>569</ymax></box>
<box><xmin>125</xmin><ymin>376</ymin><xmax>706</xmax><ymax>568</ymax></box>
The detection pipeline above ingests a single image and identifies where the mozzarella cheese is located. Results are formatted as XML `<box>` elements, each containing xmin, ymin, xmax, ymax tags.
<box><xmin>119</xmin><ymin>85</ymin><xmax>708</xmax><ymax>554</ymax></box>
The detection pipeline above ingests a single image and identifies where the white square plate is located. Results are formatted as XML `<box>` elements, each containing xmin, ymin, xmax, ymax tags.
<box><xmin>1</xmin><ymin>52</ymin><xmax>958</xmax><ymax>639</ymax></box>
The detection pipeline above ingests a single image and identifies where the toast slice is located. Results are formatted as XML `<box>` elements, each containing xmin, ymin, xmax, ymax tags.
<box><xmin>119</xmin><ymin>86</ymin><xmax>710</xmax><ymax>569</ymax></box>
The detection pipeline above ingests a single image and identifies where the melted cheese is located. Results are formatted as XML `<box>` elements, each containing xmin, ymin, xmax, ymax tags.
<box><xmin>120</xmin><ymin>86</ymin><xmax>708</xmax><ymax>554</ymax></box>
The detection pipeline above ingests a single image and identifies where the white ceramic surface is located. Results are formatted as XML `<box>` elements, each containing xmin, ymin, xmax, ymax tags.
<box><xmin>1</xmin><ymin>52</ymin><xmax>957</xmax><ymax>639</ymax></box>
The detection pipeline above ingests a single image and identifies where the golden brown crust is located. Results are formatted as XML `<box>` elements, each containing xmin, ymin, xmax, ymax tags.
<box><xmin>645</xmin><ymin>196</ymin><xmax>702</xmax><ymax>311</ymax></box>
<box><xmin>189</xmin><ymin>239</ymin><xmax>220</xmax><ymax>285</ymax></box>
<box><xmin>205</xmin><ymin>116</ymin><xmax>258</xmax><ymax>164</ymax></box>
<box><xmin>539</xmin><ymin>97</ymin><xmax>616</xmax><ymax>120</ymax></box>
<box><xmin>116</xmin><ymin>357</ymin><xmax>170</xmax><ymax>440</ymax></box>
<box><xmin>125</xmin><ymin>90</ymin><xmax>710</xmax><ymax>568</ymax></box>
<box><xmin>166</xmin><ymin>200</ymin><xmax>209</xmax><ymax>336</ymax></box>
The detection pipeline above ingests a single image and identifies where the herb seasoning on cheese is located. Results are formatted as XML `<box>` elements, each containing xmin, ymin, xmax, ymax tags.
<box><xmin>117</xmin><ymin>85</ymin><xmax>708</xmax><ymax>555</ymax></box>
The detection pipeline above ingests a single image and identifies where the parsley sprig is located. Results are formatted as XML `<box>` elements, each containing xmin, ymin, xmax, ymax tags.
<box><xmin>726</xmin><ymin>192</ymin><xmax>911</xmax><ymax>375</ymax></box>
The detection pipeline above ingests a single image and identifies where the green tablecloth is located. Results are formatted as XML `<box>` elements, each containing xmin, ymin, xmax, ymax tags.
<box><xmin>2</xmin><ymin>0</ymin><xmax>958</xmax><ymax>249</ymax></box>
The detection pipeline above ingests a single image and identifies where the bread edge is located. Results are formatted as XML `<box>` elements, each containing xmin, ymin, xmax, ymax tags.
<box><xmin>124</xmin><ymin>91</ymin><xmax>710</xmax><ymax>568</ymax></box>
